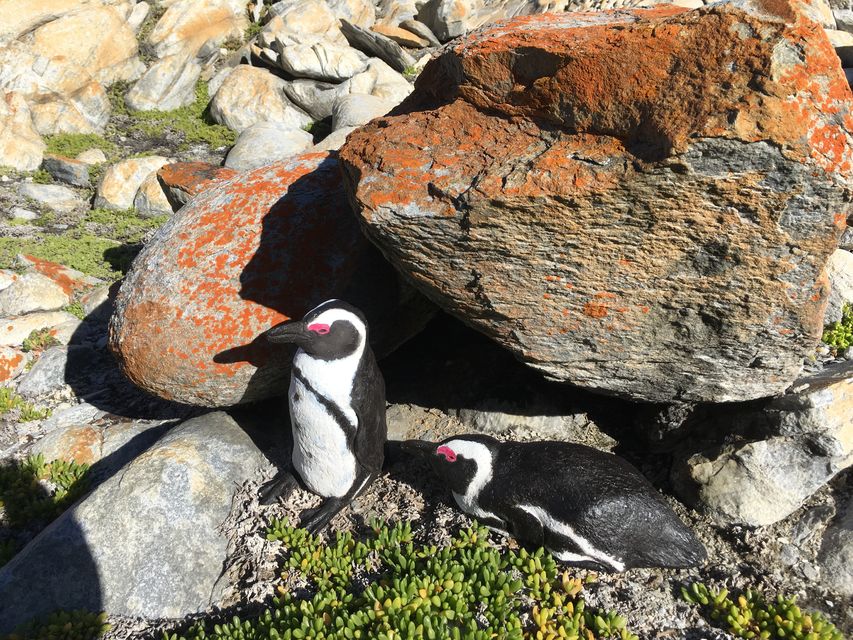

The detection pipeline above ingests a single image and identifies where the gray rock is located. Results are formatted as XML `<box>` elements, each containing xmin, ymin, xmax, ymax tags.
<box><xmin>10</xmin><ymin>206</ymin><xmax>37</xmax><ymax>221</ymax></box>
<box><xmin>126</xmin><ymin>53</ymin><xmax>202</xmax><ymax>112</ymax></box>
<box><xmin>672</xmin><ymin>363</ymin><xmax>853</xmax><ymax>526</ymax></box>
<box><xmin>818</xmin><ymin>494</ymin><xmax>853</xmax><ymax>597</ymax></box>
<box><xmin>825</xmin><ymin>249</ymin><xmax>853</xmax><ymax>324</ymax></box>
<box><xmin>276</xmin><ymin>40</ymin><xmax>368</xmax><ymax>82</ymax></box>
<box><xmin>417</xmin><ymin>0</ymin><xmax>473</xmax><ymax>41</ymax></box>
<box><xmin>16</xmin><ymin>345</ymin><xmax>93</xmax><ymax>399</ymax></box>
<box><xmin>282</xmin><ymin>79</ymin><xmax>340</xmax><ymax>120</ymax></box>
<box><xmin>42</xmin><ymin>154</ymin><xmax>90</xmax><ymax>187</ymax></box>
<box><xmin>127</xmin><ymin>1</ymin><xmax>151</xmax><ymax>32</ymax></box>
<box><xmin>75</xmin><ymin>148</ymin><xmax>108</xmax><ymax>165</ymax></box>
<box><xmin>312</xmin><ymin>125</ymin><xmax>357</xmax><ymax>151</ymax></box>
<box><xmin>400</xmin><ymin>18</ymin><xmax>442</xmax><ymax>46</ymax></box>
<box><xmin>224</xmin><ymin>122</ymin><xmax>314</xmax><ymax>171</ymax></box>
<box><xmin>340</xmin><ymin>19</ymin><xmax>416</xmax><ymax>73</ymax></box>
<box><xmin>18</xmin><ymin>183</ymin><xmax>83</xmax><ymax>212</ymax></box>
<box><xmin>0</xmin><ymin>412</ymin><xmax>268</xmax><ymax>630</ymax></box>
<box><xmin>332</xmin><ymin>93</ymin><xmax>396</xmax><ymax>131</ymax></box>
<box><xmin>0</xmin><ymin>272</ymin><xmax>69</xmax><ymax>316</ymax></box>
<box><xmin>834</xmin><ymin>8</ymin><xmax>853</xmax><ymax>31</ymax></box>
<box><xmin>840</xmin><ymin>224</ymin><xmax>853</xmax><ymax>252</ymax></box>
<box><xmin>40</xmin><ymin>402</ymin><xmax>106</xmax><ymax>435</ymax></box>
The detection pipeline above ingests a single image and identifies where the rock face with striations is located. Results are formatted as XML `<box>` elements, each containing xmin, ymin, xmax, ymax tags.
<box><xmin>110</xmin><ymin>152</ymin><xmax>432</xmax><ymax>407</ymax></box>
<box><xmin>339</xmin><ymin>0</ymin><xmax>853</xmax><ymax>404</ymax></box>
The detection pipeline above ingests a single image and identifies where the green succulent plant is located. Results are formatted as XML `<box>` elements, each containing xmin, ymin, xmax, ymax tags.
<box><xmin>0</xmin><ymin>387</ymin><xmax>51</xmax><ymax>422</ymax></box>
<box><xmin>681</xmin><ymin>583</ymin><xmax>843</xmax><ymax>640</ymax></box>
<box><xmin>21</xmin><ymin>328</ymin><xmax>59</xmax><ymax>353</ymax></box>
<box><xmin>163</xmin><ymin>520</ymin><xmax>637</xmax><ymax>640</ymax></box>
<box><xmin>3</xmin><ymin>609</ymin><xmax>110</xmax><ymax>640</ymax></box>
<box><xmin>822</xmin><ymin>303</ymin><xmax>853</xmax><ymax>351</ymax></box>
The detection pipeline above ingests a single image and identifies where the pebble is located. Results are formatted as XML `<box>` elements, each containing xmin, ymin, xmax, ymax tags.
<box><xmin>18</xmin><ymin>183</ymin><xmax>84</xmax><ymax>212</ymax></box>
<box><xmin>75</xmin><ymin>148</ymin><xmax>108</xmax><ymax>165</ymax></box>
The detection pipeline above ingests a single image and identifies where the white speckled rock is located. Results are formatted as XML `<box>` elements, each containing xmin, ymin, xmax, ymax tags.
<box><xmin>0</xmin><ymin>311</ymin><xmax>79</xmax><ymax>347</ymax></box>
<box><xmin>276</xmin><ymin>41</ymin><xmax>367</xmax><ymax>82</ymax></box>
<box><xmin>133</xmin><ymin>172</ymin><xmax>174</xmax><ymax>218</ymax></box>
<box><xmin>0</xmin><ymin>412</ymin><xmax>268</xmax><ymax>630</ymax></box>
<box><xmin>95</xmin><ymin>156</ymin><xmax>171</xmax><ymax>211</ymax></box>
<box><xmin>224</xmin><ymin>122</ymin><xmax>314</xmax><ymax>170</ymax></box>
<box><xmin>0</xmin><ymin>92</ymin><xmax>45</xmax><ymax>171</ymax></box>
<box><xmin>18</xmin><ymin>183</ymin><xmax>84</xmax><ymax>212</ymax></box>
<box><xmin>0</xmin><ymin>272</ymin><xmax>69</xmax><ymax>316</ymax></box>
<box><xmin>125</xmin><ymin>53</ymin><xmax>201</xmax><ymax>111</ymax></box>
<box><xmin>332</xmin><ymin>93</ymin><xmax>396</xmax><ymax>130</ymax></box>
<box><xmin>209</xmin><ymin>65</ymin><xmax>311</xmax><ymax>132</ymax></box>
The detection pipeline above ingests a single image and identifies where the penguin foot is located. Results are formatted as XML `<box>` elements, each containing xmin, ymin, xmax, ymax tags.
<box><xmin>259</xmin><ymin>472</ymin><xmax>298</xmax><ymax>505</ymax></box>
<box><xmin>299</xmin><ymin>498</ymin><xmax>346</xmax><ymax>534</ymax></box>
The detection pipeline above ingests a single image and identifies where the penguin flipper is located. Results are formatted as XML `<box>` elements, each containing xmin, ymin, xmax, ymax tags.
<box><xmin>259</xmin><ymin>471</ymin><xmax>299</xmax><ymax>505</ymax></box>
<box><xmin>351</xmin><ymin>351</ymin><xmax>386</xmax><ymax>474</ymax></box>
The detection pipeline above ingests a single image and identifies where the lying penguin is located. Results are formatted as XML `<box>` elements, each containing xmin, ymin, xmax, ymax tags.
<box><xmin>259</xmin><ymin>300</ymin><xmax>386</xmax><ymax>534</ymax></box>
<box><xmin>402</xmin><ymin>434</ymin><xmax>706</xmax><ymax>571</ymax></box>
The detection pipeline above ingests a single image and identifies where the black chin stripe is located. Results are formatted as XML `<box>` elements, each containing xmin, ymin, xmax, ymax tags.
<box><xmin>292</xmin><ymin>365</ymin><xmax>357</xmax><ymax>438</ymax></box>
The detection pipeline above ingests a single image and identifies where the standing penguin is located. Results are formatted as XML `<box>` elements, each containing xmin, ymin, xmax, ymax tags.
<box><xmin>402</xmin><ymin>435</ymin><xmax>705</xmax><ymax>571</ymax></box>
<box><xmin>260</xmin><ymin>300</ymin><xmax>386</xmax><ymax>534</ymax></box>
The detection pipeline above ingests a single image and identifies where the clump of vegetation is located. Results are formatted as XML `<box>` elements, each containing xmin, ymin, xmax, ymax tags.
<box><xmin>128</xmin><ymin>81</ymin><xmax>237</xmax><ymax>150</ymax></box>
<box><xmin>164</xmin><ymin>521</ymin><xmax>637</xmax><ymax>640</ymax></box>
<box><xmin>0</xmin><ymin>387</ymin><xmax>50</xmax><ymax>422</ymax></box>
<box><xmin>61</xmin><ymin>301</ymin><xmax>86</xmax><ymax>320</ymax></box>
<box><xmin>3</xmin><ymin>609</ymin><xmax>110</xmax><ymax>640</ymax></box>
<box><xmin>21</xmin><ymin>328</ymin><xmax>59</xmax><ymax>353</ymax></box>
<box><xmin>43</xmin><ymin>134</ymin><xmax>115</xmax><ymax>160</ymax></box>
<box><xmin>85</xmin><ymin>208</ymin><xmax>168</xmax><ymax>244</ymax></box>
<box><xmin>822</xmin><ymin>303</ymin><xmax>852</xmax><ymax>351</ymax></box>
<box><xmin>402</xmin><ymin>65</ymin><xmax>421</xmax><ymax>80</ymax></box>
<box><xmin>31</xmin><ymin>169</ymin><xmax>53</xmax><ymax>184</ymax></box>
<box><xmin>681</xmin><ymin>583</ymin><xmax>843</xmax><ymax>640</ymax></box>
<box><xmin>0</xmin><ymin>235</ymin><xmax>131</xmax><ymax>281</ymax></box>
<box><xmin>0</xmin><ymin>454</ymin><xmax>90</xmax><ymax>531</ymax></box>
<box><xmin>245</xmin><ymin>20</ymin><xmax>263</xmax><ymax>41</ymax></box>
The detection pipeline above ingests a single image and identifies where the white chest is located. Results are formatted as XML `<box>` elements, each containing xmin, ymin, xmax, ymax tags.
<box><xmin>288</xmin><ymin>351</ymin><xmax>361</xmax><ymax>498</ymax></box>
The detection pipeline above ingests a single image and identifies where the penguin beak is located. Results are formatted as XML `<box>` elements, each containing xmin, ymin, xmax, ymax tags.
<box><xmin>401</xmin><ymin>439</ymin><xmax>436</xmax><ymax>458</ymax></box>
<box><xmin>265</xmin><ymin>320</ymin><xmax>309</xmax><ymax>345</ymax></box>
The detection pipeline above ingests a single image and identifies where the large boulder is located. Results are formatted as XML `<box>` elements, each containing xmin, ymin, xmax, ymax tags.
<box><xmin>339</xmin><ymin>1</ymin><xmax>853</xmax><ymax>404</ymax></box>
<box><xmin>0</xmin><ymin>412</ymin><xmax>267</xmax><ymax>631</ymax></box>
<box><xmin>110</xmin><ymin>152</ymin><xmax>432</xmax><ymax>407</ymax></box>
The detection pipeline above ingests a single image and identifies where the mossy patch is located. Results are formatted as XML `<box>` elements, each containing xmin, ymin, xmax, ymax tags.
<box><xmin>30</xmin><ymin>169</ymin><xmax>53</xmax><ymax>185</ymax></box>
<box><xmin>61</xmin><ymin>301</ymin><xmax>86</xmax><ymax>320</ymax></box>
<box><xmin>164</xmin><ymin>521</ymin><xmax>637</xmax><ymax>640</ymax></box>
<box><xmin>85</xmin><ymin>208</ymin><xmax>168</xmax><ymax>244</ymax></box>
<box><xmin>822</xmin><ymin>303</ymin><xmax>852</xmax><ymax>351</ymax></box>
<box><xmin>43</xmin><ymin>134</ymin><xmax>116</xmax><ymax>160</ymax></box>
<box><xmin>0</xmin><ymin>235</ymin><xmax>132</xmax><ymax>281</ymax></box>
<box><xmin>681</xmin><ymin>583</ymin><xmax>843</xmax><ymax>640</ymax></box>
<box><xmin>21</xmin><ymin>328</ymin><xmax>59</xmax><ymax>353</ymax></box>
<box><xmin>128</xmin><ymin>81</ymin><xmax>236</xmax><ymax>150</ymax></box>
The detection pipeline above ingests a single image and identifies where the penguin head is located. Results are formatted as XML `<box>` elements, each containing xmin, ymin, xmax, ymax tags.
<box><xmin>265</xmin><ymin>299</ymin><xmax>367</xmax><ymax>360</ymax></box>
<box><xmin>401</xmin><ymin>435</ymin><xmax>499</xmax><ymax>495</ymax></box>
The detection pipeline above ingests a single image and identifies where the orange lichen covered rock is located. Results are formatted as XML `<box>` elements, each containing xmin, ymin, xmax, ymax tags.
<box><xmin>339</xmin><ymin>0</ymin><xmax>853</xmax><ymax>403</ymax></box>
<box><xmin>156</xmin><ymin>161</ymin><xmax>238</xmax><ymax>210</ymax></box>
<box><xmin>110</xmin><ymin>152</ymin><xmax>431</xmax><ymax>406</ymax></box>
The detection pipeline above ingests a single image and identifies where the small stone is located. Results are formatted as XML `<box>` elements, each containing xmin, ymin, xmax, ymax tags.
<box><xmin>224</xmin><ymin>122</ymin><xmax>314</xmax><ymax>170</ymax></box>
<box><xmin>209</xmin><ymin>65</ymin><xmax>311</xmax><ymax>132</ymax></box>
<box><xmin>282</xmin><ymin>79</ymin><xmax>340</xmax><ymax>120</ymax></box>
<box><xmin>75</xmin><ymin>148</ymin><xmax>107</xmax><ymax>165</ymax></box>
<box><xmin>372</xmin><ymin>23</ymin><xmax>429</xmax><ymax>48</ymax></box>
<box><xmin>42</xmin><ymin>153</ymin><xmax>90</xmax><ymax>187</ymax></box>
<box><xmin>126</xmin><ymin>53</ymin><xmax>202</xmax><ymax>111</ymax></box>
<box><xmin>399</xmin><ymin>19</ymin><xmax>441</xmax><ymax>46</ymax></box>
<box><xmin>276</xmin><ymin>40</ymin><xmax>368</xmax><ymax>82</ymax></box>
<box><xmin>340</xmin><ymin>18</ymin><xmax>416</xmax><ymax>72</ymax></box>
<box><xmin>94</xmin><ymin>156</ymin><xmax>171</xmax><ymax>210</ymax></box>
<box><xmin>10</xmin><ymin>207</ymin><xmax>37</xmax><ymax>221</ymax></box>
<box><xmin>133</xmin><ymin>172</ymin><xmax>174</xmax><ymax>218</ymax></box>
<box><xmin>332</xmin><ymin>93</ymin><xmax>396</xmax><ymax>131</ymax></box>
<box><xmin>156</xmin><ymin>161</ymin><xmax>238</xmax><ymax>209</ymax></box>
<box><xmin>0</xmin><ymin>92</ymin><xmax>46</xmax><ymax>171</ymax></box>
<box><xmin>127</xmin><ymin>1</ymin><xmax>150</xmax><ymax>32</ymax></box>
<box><xmin>0</xmin><ymin>272</ymin><xmax>70</xmax><ymax>316</ymax></box>
<box><xmin>0</xmin><ymin>345</ymin><xmax>26</xmax><ymax>383</ymax></box>
<box><xmin>18</xmin><ymin>183</ymin><xmax>83</xmax><ymax>212</ymax></box>
<box><xmin>0</xmin><ymin>311</ymin><xmax>80</xmax><ymax>347</ymax></box>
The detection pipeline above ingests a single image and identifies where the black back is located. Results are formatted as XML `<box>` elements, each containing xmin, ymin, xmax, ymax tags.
<box><xmin>350</xmin><ymin>339</ymin><xmax>386</xmax><ymax>475</ymax></box>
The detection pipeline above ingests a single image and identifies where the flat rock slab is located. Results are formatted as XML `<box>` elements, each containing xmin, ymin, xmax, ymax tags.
<box><xmin>0</xmin><ymin>412</ymin><xmax>267</xmax><ymax>631</ymax></box>
<box><xmin>339</xmin><ymin>1</ymin><xmax>853</xmax><ymax>403</ymax></box>
<box><xmin>111</xmin><ymin>152</ymin><xmax>433</xmax><ymax>406</ymax></box>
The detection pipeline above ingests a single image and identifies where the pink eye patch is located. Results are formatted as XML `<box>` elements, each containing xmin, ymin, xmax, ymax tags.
<box><xmin>436</xmin><ymin>446</ymin><xmax>457</xmax><ymax>462</ymax></box>
<box><xmin>307</xmin><ymin>323</ymin><xmax>330</xmax><ymax>335</ymax></box>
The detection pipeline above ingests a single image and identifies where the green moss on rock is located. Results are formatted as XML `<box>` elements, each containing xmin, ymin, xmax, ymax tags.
<box><xmin>43</xmin><ymin>134</ymin><xmax>115</xmax><ymax>159</ymax></box>
<box><xmin>0</xmin><ymin>235</ymin><xmax>135</xmax><ymax>281</ymax></box>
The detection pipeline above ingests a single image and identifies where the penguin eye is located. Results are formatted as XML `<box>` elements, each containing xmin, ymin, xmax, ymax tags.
<box><xmin>307</xmin><ymin>323</ymin><xmax>331</xmax><ymax>335</ymax></box>
<box><xmin>436</xmin><ymin>446</ymin><xmax>457</xmax><ymax>462</ymax></box>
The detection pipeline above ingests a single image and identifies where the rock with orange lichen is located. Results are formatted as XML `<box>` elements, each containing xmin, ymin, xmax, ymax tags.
<box><xmin>110</xmin><ymin>152</ymin><xmax>432</xmax><ymax>407</ymax></box>
<box><xmin>339</xmin><ymin>0</ymin><xmax>853</xmax><ymax>404</ymax></box>
<box><xmin>156</xmin><ymin>161</ymin><xmax>238</xmax><ymax>210</ymax></box>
